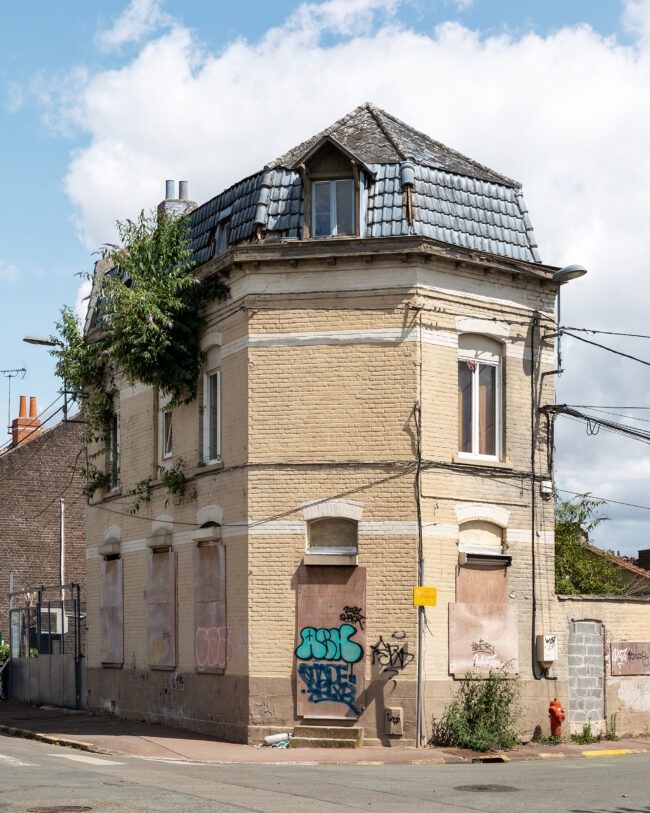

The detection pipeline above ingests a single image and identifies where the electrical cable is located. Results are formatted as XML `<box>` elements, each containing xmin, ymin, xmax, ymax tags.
<box><xmin>561</xmin><ymin>331</ymin><xmax>650</xmax><ymax>368</ymax></box>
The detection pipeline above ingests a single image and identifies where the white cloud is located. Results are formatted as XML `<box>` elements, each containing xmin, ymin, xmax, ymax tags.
<box><xmin>38</xmin><ymin>0</ymin><xmax>650</xmax><ymax>554</ymax></box>
<box><xmin>0</xmin><ymin>260</ymin><xmax>19</xmax><ymax>282</ymax></box>
<box><xmin>96</xmin><ymin>0</ymin><xmax>172</xmax><ymax>51</ymax></box>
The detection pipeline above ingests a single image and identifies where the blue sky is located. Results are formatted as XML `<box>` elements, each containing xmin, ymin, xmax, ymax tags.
<box><xmin>2</xmin><ymin>0</ymin><xmax>650</xmax><ymax>554</ymax></box>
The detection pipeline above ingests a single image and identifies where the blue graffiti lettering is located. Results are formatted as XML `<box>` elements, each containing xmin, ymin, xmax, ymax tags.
<box><xmin>297</xmin><ymin>661</ymin><xmax>360</xmax><ymax>715</ymax></box>
<box><xmin>295</xmin><ymin>623</ymin><xmax>363</xmax><ymax>663</ymax></box>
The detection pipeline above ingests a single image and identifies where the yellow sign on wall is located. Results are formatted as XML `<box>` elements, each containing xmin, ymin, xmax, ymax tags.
<box><xmin>413</xmin><ymin>586</ymin><xmax>437</xmax><ymax>606</ymax></box>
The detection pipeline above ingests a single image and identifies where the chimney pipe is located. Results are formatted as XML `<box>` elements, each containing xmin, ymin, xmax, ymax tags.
<box><xmin>179</xmin><ymin>180</ymin><xmax>189</xmax><ymax>201</ymax></box>
<box><xmin>12</xmin><ymin>395</ymin><xmax>40</xmax><ymax>447</ymax></box>
<box><xmin>165</xmin><ymin>179</ymin><xmax>175</xmax><ymax>200</ymax></box>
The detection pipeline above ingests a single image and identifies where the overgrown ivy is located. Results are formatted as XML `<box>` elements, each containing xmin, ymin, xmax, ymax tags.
<box><xmin>555</xmin><ymin>494</ymin><xmax>626</xmax><ymax>595</ymax></box>
<box><xmin>51</xmin><ymin>209</ymin><xmax>228</xmax><ymax>499</ymax></box>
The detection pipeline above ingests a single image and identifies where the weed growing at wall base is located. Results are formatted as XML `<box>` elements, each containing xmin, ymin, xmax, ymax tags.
<box><xmin>430</xmin><ymin>668</ymin><xmax>522</xmax><ymax>751</ymax></box>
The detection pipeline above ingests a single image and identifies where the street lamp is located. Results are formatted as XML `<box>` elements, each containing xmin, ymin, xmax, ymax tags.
<box><xmin>22</xmin><ymin>333</ymin><xmax>67</xmax><ymax>598</ymax></box>
<box><xmin>547</xmin><ymin>264</ymin><xmax>588</xmax><ymax>375</ymax></box>
<box><xmin>22</xmin><ymin>334</ymin><xmax>69</xmax><ymax>420</ymax></box>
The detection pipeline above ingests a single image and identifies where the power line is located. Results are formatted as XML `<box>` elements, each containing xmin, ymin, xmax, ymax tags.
<box><xmin>562</xmin><ymin>331</ymin><xmax>650</xmax><ymax>368</ymax></box>
<box><xmin>564</xmin><ymin>326</ymin><xmax>650</xmax><ymax>340</ymax></box>
<box><xmin>557</xmin><ymin>487</ymin><xmax>650</xmax><ymax>514</ymax></box>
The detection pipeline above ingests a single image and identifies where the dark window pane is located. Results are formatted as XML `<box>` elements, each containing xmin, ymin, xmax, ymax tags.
<box><xmin>335</xmin><ymin>180</ymin><xmax>354</xmax><ymax>234</ymax></box>
<box><xmin>313</xmin><ymin>182</ymin><xmax>331</xmax><ymax>236</ymax></box>
<box><xmin>208</xmin><ymin>372</ymin><xmax>220</xmax><ymax>460</ymax></box>
<box><xmin>478</xmin><ymin>364</ymin><xmax>496</xmax><ymax>455</ymax></box>
<box><xmin>163</xmin><ymin>411</ymin><xmax>173</xmax><ymax>457</ymax></box>
<box><xmin>458</xmin><ymin>361</ymin><xmax>473</xmax><ymax>453</ymax></box>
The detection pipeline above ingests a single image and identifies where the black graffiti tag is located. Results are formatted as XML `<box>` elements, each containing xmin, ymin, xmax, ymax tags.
<box><xmin>339</xmin><ymin>606</ymin><xmax>366</xmax><ymax>630</ymax></box>
<box><xmin>371</xmin><ymin>635</ymin><xmax>414</xmax><ymax>678</ymax></box>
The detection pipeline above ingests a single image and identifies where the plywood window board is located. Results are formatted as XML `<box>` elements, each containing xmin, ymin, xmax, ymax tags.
<box><xmin>100</xmin><ymin>557</ymin><xmax>123</xmax><ymax>666</ymax></box>
<box><xmin>194</xmin><ymin>543</ymin><xmax>227</xmax><ymax>673</ymax></box>
<box><xmin>146</xmin><ymin>550</ymin><xmax>177</xmax><ymax>669</ymax></box>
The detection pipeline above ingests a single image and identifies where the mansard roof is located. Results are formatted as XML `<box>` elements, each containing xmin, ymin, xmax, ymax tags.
<box><xmin>187</xmin><ymin>102</ymin><xmax>541</xmax><ymax>266</ymax></box>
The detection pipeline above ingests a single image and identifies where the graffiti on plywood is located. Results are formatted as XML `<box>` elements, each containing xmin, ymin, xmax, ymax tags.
<box><xmin>297</xmin><ymin>662</ymin><xmax>360</xmax><ymax>715</ymax></box>
<box><xmin>295</xmin><ymin>624</ymin><xmax>363</xmax><ymax>663</ymax></box>
<box><xmin>295</xmin><ymin>566</ymin><xmax>366</xmax><ymax>719</ymax></box>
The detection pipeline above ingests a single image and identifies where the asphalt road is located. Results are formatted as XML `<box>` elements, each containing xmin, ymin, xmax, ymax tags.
<box><xmin>0</xmin><ymin>734</ymin><xmax>648</xmax><ymax>813</ymax></box>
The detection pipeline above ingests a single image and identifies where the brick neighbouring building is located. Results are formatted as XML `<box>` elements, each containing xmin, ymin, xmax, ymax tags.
<box><xmin>0</xmin><ymin>396</ymin><xmax>86</xmax><ymax>643</ymax></box>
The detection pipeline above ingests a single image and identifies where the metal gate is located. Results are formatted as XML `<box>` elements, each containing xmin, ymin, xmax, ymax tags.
<box><xmin>8</xmin><ymin>583</ymin><xmax>84</xmax><ymax>708</ymax></box>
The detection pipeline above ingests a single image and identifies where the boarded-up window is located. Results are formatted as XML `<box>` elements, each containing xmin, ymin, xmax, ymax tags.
<box><xmin>459</xmin><ymin>521</ymin><xmax>503</xmax><ymax>554</ymax></box>
<box><xmin>193</xmin><ymin>543</ymin><xmax>227</xmax><ymax>672</ymax></box>
<box><xmin>449</xmin><ymin>602</ymin><xmax>518</xmax><ymax>675</ymax></box>
<box><xmin>146</xmin><ymin>550</ymin><xmax>177</xmax><ymax>669</ymax></box>
<box><xmin>456</xmin><ymin>564</ymin><xmax>508</xmax><ymax>604</ymax></box>
<box><xmin>295</xmin><ymin>565</ymin><xmax>366</xmax><ymax>720</ymax></box>
<box><xmin>100</xmin><ymin>558</ymin><xmax>123</xmax><ymax>665</ymax></box>
<box><xmin>309</xmin><ymin>518</ymin><xmax>358</xmax><ymax>551</ymax></box>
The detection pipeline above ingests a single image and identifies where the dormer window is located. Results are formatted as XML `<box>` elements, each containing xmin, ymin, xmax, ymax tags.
<box><xmin>295</xmin><ymin>136</ymin><xmax>369</xmax><ymax>240</ymax></box>
<box><xmin>313</xmin><ymin>179</ymin><xmax>355</xmax><ymax>237</ymax></box>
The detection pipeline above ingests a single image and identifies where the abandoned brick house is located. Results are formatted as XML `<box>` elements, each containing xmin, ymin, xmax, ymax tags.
<box><xmin>0</xmin><ymin>396</ymin><xmax>86</xmax><ymax>647</ymax></box>
<box><xmin>84</xmin><ymin>103</ymin><xmax>650</xmax><ymax>745</ymax></box>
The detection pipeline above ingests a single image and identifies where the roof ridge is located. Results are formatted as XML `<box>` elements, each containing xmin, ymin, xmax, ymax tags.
<box><xmin>268</xmin><ymin>103</ymin><xmax>371</xmax><ymax>169</ymax></box>
<box><xmin>370</xmin><ymin>104</ymin><xmax>521</xmax><ymax>188</ymax></box>
<box><xmin>366</xmin><ymin>102</ymin><xmax>405</xmax><ymax>160</ymax></box>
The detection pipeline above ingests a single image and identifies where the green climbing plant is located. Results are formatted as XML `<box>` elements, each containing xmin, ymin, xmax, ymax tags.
<box><xmin>51</xmin><ymin>209</ymin><xmax>228</xmax><ymax>499</ymax></box>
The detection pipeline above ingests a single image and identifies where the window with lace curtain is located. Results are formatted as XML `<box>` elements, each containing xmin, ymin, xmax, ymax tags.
<box><xmin>458</xmin><ymin>334</ymin><xmax>502</xmax><ymax>460</ymax></box>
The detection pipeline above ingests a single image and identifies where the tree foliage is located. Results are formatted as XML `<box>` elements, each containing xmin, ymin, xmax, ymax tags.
<box><xmin>50</xmin><ymin>209</ymin><xmax>228</xmax><ymax>497</ymax></box>
<box><xmin>555</xmin><ymin>494</ymin><xmax>626</xmax><ymax>595</ymax></box>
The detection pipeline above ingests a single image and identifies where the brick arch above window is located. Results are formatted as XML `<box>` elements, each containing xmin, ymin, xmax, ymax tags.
<box><xmin>300</xmin><ymin>498</ymin><xmax>364</xmax><ymax>522</ymax></box>
<box><xmin>455</xmin><ymin>502</ymin><xmax>510</xmax><ymax>528</ymax></box>
<box><xmin>455</xmin><ymin>316</ymin><xmax>509</xmax><ymax>341</ymax></box>
<box><xmin>197</xmin><ymin>504</ymin><xmax>224</xmax><ymax>527</ymax></box>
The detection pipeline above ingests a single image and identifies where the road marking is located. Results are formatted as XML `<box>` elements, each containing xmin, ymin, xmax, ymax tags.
<box><xmin>49</xmin><ymin>753</ymin><xmax>125</xmax><ymax>765</ymax></box>
<box><xmin>582</xmin><ymin>748</ymin><xmax>648</xmax><ymax>758</ymax></box>
<box><xmin>0</xmin><ymin>753</ymin><xmax>36</xmax><ymax>767</ymax></box>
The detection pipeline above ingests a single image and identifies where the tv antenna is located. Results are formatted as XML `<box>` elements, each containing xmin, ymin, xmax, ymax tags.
<box><xmin>2</xmin><ymin>368</ymin><xmax>27</xmax><ymax>435</ymax></box>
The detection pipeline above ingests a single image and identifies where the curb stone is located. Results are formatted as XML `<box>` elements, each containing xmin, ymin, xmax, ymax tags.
<box><xmin>0</xmin><ymin>722</ymin><xmax>647</xmax><ymax>765</ymax></box>
<box><xmin>0</xmin><ymin>724</ymin><xmax>117</xmax><ymax>756</ymax></box>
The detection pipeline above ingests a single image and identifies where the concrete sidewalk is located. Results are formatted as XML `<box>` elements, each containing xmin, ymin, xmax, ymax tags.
<box><xmin>0</xmin><ymin>702</ymin><xmax>647</xmax><ymax>765</ymax></box>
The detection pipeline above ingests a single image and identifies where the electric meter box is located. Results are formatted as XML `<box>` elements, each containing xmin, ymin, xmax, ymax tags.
<box><xmin>536</xmin><ymin>634</ymin><xmax>558</xmax><ymax>665</ymax></box>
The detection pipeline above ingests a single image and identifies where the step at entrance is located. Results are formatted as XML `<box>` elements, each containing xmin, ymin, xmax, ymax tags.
<box><xmin>289</xmin><ymin>725</ymin><xmax>363</xmax><ymax>749</ymax></box>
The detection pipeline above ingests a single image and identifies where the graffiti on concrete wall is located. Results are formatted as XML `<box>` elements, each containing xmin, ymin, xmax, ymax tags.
<box><xmin>296</xmin><ymin>566</ymin><xmax>367</xmax><ymax>720</ymax></box>
<box><xmin>370</xmin><ymin>632</ymin><xmax>414</xmax><ymax>678</ymax></box>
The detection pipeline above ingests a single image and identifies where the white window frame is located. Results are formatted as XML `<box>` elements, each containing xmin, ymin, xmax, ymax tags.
<box><xmin>458</xmin><ymin>346</ymin><xmax>502</xmax><ymax>462</ymax></box>
<box><xmin>203</xmin><ymin>368</ymin><xmax>221</xmax><ymax>464</ymax></box>
<box><xmin>158</xmin><ymin>393</ymin><xmax>173</xmax><ymax>464</ymax></box>
<box><xmin>312</xmin><ymin>179</ymin><xmax>355</xmax><ymax>237</ymax></box>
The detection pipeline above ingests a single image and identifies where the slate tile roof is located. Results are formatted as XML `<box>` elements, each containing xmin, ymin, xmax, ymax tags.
<box><xmin>187</xmin><ymin>102</ymin><xmax>541</xmax><ymax>266</ymax></box>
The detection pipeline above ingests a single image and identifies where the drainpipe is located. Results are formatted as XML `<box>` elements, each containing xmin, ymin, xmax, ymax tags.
<box><xmin>60</xmin><ymin>499</ymin><xmax>65</xmax><ymax>601</ymax></box>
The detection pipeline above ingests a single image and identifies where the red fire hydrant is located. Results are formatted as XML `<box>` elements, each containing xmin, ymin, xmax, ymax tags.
<box><xmin>548</xmin><ymin>698</ymin><xmax>566</xmax><ymax>737</ymax></box>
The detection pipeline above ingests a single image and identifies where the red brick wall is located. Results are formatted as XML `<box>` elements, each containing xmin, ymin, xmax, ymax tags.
<box><xmin>0</xmin><ymin>418</ymin><xmax>86</xmax><ymax>643</ymax></box>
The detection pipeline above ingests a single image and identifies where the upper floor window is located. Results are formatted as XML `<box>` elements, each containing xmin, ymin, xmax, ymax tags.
<box><xmin>458</xmin><ymin>334</ymin><xmax>502</xmax><ymax>460</ymax></box>
<box><xmin>203</xmin><ymin>369</ymin><xmax>221</xmax><ymax>463</ymax></box>
<box><xmin>159</xmin><ymin>393</ymin><xmax>173</xmax><ymax>463</ymax></box>
<box><xmin>312</xmin><ymin>179</ymin><xmax>355</xmax><ymax>237</ymax></box>
<box><xmin>108</xmin><ymin>411</ymin><xmax>120</xmax><ymax>489</ymax></box>
<box><xmin>200</xmin><ymin>337</ymin><xmax>222</xmax><ymax>465</ymax></box>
